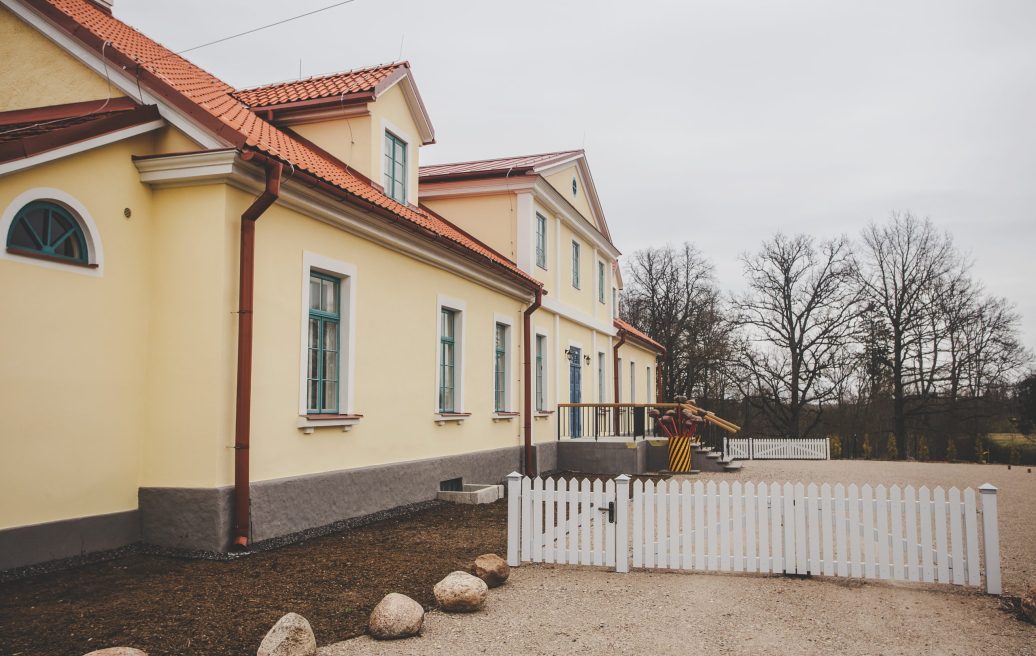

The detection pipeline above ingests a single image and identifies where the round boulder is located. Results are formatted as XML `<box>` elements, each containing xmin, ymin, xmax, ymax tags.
<box><xmin>368</xmin><ymin>592</ymin><xmax>424</xmax><ymax>640</ymax></box>
<box><xmin>433</xmin><ymin>571</ymin><xmax>488</xmax><ymax>612</ymax></box>
<box><xmin>473</xmin><ymin>553</ymin><xmax>510</xmax><ymax>588</ymax></box>
<box><xmin>1021</xmin><ymin>585</ymin><xmax>1036</xmax><ymax>623</ymax></box>
<box><xmin>83</xmin><ymin>649</ymin><xmax>147</xmax><ymax>656</ymax></box>
<box><xmin>257</xmin><ymin>612</ymin><xmax>317</xmax><ymax>656</ymax></box>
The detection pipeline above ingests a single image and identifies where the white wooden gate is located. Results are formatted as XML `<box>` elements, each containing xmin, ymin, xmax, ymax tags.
<box><xmin>725</xmin><ymin>437</ymin><xmax>830</xmax><ymax>460</ymax></box>
<box><xmin>507</xmin><ymin>473</ymin><xmax>1001</xmax><ymax>594</ymax></box>
<box><xmin>507</xmin><ymin>474</ymin><xmax>630</xmax><ymax>572</ymax></box>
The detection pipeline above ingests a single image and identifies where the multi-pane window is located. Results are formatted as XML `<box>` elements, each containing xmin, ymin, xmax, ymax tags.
<box><xmin>7</xmin><ymin>201</ymin><xmax>88</xmax><ymax>264</ymax></box>
<box><xmin>597</xmin><ymin>352</ymin><xmax>606</xmax><ymax>402</ymax></box>
<box><xmin>535</xmin><ymin>213</ymin><xmax>547</xmax><ymax>269</ymax></box>
<box><xmin>536</xmin><ymin>335</ymin><xmax>547</xmax><ymax>411</ymax></box>
<box><xmin>307</xmin><ymin>272</ymin><xmax>340</xmax><ymax>413</ymax></box>
<box><xmin>647</xmin><ymin>365</ymin><xmax>653</xmax><ymax>402</ymax></box>
<box><xmin>630</xmin><ymin>361</ymin><xmax>636</xmax><ymax>403</ymax></box>
<box><xmin>598</xmin><ymin>261</ymin><xmax>605</xmax><ymax>303</ymax></box>
<box><xmin>494</xmin><ymin>323</ymin><xmax>508</xmax><ymax>411</ymax></box>
<box><xmin>383</xmin><ymin>131</ymin><xmax>408</xmax><ymax>204</ymax></box>
<box><xmin>571</xmin><ymin>241</ymin><xmax>580</xmax><ymax>288</ymax></box>
<box><xmin>439</xmin><ymin>309</ymin><xmax>457</xmax><ymax>412</ymax></box>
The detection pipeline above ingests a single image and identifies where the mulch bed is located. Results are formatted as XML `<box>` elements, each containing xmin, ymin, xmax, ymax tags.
<box><xmin>0</xmin><ymin>501</ymin><xmax>507</xmax><ymax>656</ymax></box>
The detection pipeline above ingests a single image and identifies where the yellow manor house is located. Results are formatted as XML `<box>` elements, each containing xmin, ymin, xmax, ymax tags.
<box><xmin>0</xmin><ymin>0</ymin><xmax>665</xmax><ymax>570</ymax></box>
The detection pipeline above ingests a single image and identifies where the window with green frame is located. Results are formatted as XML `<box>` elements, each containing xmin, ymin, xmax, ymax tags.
<box><xmin>383</xmin><ymin>131</ymin><xmax>408</xmax><ymax>204</ymax></box>
<box><xmin>439</xmin><ymin>308</ymin><xmax>457</xmax><ymax>412</ymax></box>
<box><xmin>535</xmin><ymin>335</ymin><xmax>546</xmax><ymax>411</ymax></box>
<box><xmin>571</xmin><ymin>240</ymin><xmax>580</xmax><ymax>288</ymax></box>
<box><xmin>535</xmin><ymin>213</ymin><xmax>547</xmax><ymax>269</ymax></box>
<box><xmin>307</xmin><ymin>272</ymin><xmax>340</xmax><ymax>413</ymax></box>
<box><xmin>494</xmin><ymin>323</ymin><xmax>508</xmax><ymax>411</ymax></box>
<box><xmin>6</xmin><ymin>200</ymin><xmax>88</xmax><ymax>264</ymax></box>
<box><xmin>597</xmin><ymin>352</ymin><xmax>606</xmax><ymax>402</ymax></box>
<box><xmin>598</xmin><ymin>261</ymin><xmax>606</xmax><ymax>303</ymax></box>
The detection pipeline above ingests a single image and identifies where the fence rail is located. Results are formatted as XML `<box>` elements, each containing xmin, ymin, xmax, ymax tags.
<box><xmin>725</xmin><ymin>437</ymin><xmax>830</xmax><ymax>460</ymax></box>
<box><xmin>506</xmin><ymin>473</ymin><xmax>1001</xmax><ymax>594</ymax></box>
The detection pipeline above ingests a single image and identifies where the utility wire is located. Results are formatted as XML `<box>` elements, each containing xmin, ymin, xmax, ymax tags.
<box><xmin>141</xmin><ymin>0</ymin><xmax>360</xmax><ymax>65</ymax></box>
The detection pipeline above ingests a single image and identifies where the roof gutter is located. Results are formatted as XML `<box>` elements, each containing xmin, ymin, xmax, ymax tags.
<box><xmin>612</xmin><ymin>326</ymin><xmax>627</xmax><ymax>434</ymax></box>
<box><xmin>522</xmin><ymin>287</ymin><xmax>543</xmax><ymax>476</ymax></box>
<box><xmin>232</xmin><ymin>154</ymin><xmax>283</xmax><ymax>550</ymax></box>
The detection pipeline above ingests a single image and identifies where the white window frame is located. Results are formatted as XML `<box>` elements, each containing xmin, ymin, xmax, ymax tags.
<box><xmin>571</xmin><ymin>240</ymin><xmax>581</xmax><ymax>289</ymax></box>
<box><xmin>436</xmin><ymin>294</ymin><xmax>467</xmax><ymax>418</ymax></box>
<box><xmin>492</xmin><ymin>313</ymin><xmax>515</xmax><ymax>414</ymax></box>
<box><xmin>647</xmin><ymin>365</ymin><xmax>653</xmax><ymax>403</ymax></box>
<box><xmin>0</xmin><ymin>187</ymin><xmax>104</xmax><ymax>276</ymax></box>
<box><xmin>535</xmin><ymin>213</ymin><xmax>548</xmax><ymax>270</ymax></box>
<box><xmin>536</xmin><ymin>332</ymin><xmax>550</xmax><ymax>413</ymax></box>
<box><xmin>298</xmin><ymin>252</ymin><xmax>357</xmax><ymax>418</ymax></box>
<box><xmin>598</xmin><ymin>351</ymin><xmax>606</xmax><ymax>402</ymax></box>
<box><xmin>597</xmin><ymin>260</ymin><xmax>606</xmax><ymax>304</ymax></box>
<box><xmin>380</xmin><ymin>117</ymin><xmax>414</xmax><ymax>205</ymax></box>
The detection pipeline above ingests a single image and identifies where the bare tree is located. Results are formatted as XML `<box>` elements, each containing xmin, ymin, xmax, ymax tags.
<box><xmin>621</xmin><ymin>243</ymin><xmax>732</xmax><ymax>402</ymax></box>
<box><xmin>855</xmin><ymin>213</ymin><xmax>960</xmax><ymax>457</ymax></box>
<box><xmin>733</xmin><ymin>233</ymin><xmax>861</xmax><ymax>437</ymax></box>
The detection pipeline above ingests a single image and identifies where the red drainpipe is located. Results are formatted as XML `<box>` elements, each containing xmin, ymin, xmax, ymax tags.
<box><xmin>233</xmin><ymin>155</ymin><xmax>283</xmax><ymax>550</ymax></box>
<box><xmin>522</xmin><ymin>287</ymin><xmax>543</xmax><ymax>476</ymax></box>
<box><xmin>612</xmin><ymin>328</ymin><xmax>627</xmax><ymax>434</ymax></box>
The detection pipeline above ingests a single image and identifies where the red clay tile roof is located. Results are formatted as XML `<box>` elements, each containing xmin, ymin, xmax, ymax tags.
<box><xmin>232</xmin><ymin>63</ymin><xmax>404</xmax><ymax>108</ymax></box>
<box><xmin>615</xmin><ymin>318</ymin><xmax>664</xmax><ymax>353</ymax></box>
<box><xmin>419</xmin><ymin>150</ymin><xmax>583</xmax><ymax>181</ymax></box>
<box><xmin>29</xmin><ymin>0</ymin><xmax>535</xmax><ymax>288</ymax></box>
<box><xmin>0</xmin><ymin>99</ymin><xmax>160</xmax><ymax>164</ymax></box>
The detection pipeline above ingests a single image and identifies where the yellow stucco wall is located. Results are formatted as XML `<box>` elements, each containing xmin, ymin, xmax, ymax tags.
<box><xmin>422</xmin><ymin>193</ymin><xmax>516</xmax><ymax>261</ymax></box>
<box><xmin>0</xmin><ymin>6</ymin><xmax>125</xmax><ymax>112</ymax></box>
<box><xmin>544</xmin><ymin>164</ymin><xmax>596</xmax><ymax>232</ymax></box>
<box><xmin>0</xmin><ymin>137</ymin><xmax>153</xmax><ymax>529</ymax></box>
<box><xmin>292</xmin><ymin>114</ymin><xmax>373</xmax><ymax>180</ymax></box>
<box><xmin>617</xmin><ymin>341</ymin><xmax>659</xmax><ymax>403</ymax></box>
<box><xmin>242</xmin><ymin>189</ymin><xmax>526</xmax><ymax>483</ymax></box>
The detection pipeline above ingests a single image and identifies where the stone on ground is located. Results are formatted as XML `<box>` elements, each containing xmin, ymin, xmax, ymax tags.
<box><xmin>473</xmin><ymin>553</ymin><xmax>510</xmax><ymax>588</ymax></box>
<box><xmin>1021</xmin><ymin>584</ymin><xmax>1036</xmax><ymax>623</ymax></box>
<box><xmin>433</xmin><ymin>571</ymin><xmax>488</xmax><ymax>612</ymax></box>
<box><xmin>368</xmin><ymin>592</ymin><xmax>425</xmax><ymax>639</ymax></box>
<box><xmin>83</xmin><ymin>649</ymin><xmax>147</xmax><ymax>656</ymax></box>
<box><xmin>257</xmin><ymin>612</ymin><xmax>317</xmax><ymax>656</ymax></box>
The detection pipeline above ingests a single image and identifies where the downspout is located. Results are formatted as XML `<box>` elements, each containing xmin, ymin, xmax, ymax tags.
<box><xmin>612</xmin><ymin>328</ymin><xmax>627</xmax><ymax>434</ymax></box>
<box><xmin>522</xmin><ymin>287</ymin><xmax>543</xmax><ymax>476</ymax></box>
<box><xmin>233</xmin><ymin>156</ymin><xmax>284</xmax><ymax>550</ymax></box>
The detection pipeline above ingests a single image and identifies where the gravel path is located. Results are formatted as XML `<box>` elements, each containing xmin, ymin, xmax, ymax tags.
<box><xmin>321</xmin><ymin>460</ymin><xmax>1036</xmax><ymax>655</ymax></box>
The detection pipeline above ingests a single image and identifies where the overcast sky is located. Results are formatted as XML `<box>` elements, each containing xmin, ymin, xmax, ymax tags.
<box><xmin>118</xmin><ymin>0</ymin><xmax>1036</xmax><ymax>352</ymax></box>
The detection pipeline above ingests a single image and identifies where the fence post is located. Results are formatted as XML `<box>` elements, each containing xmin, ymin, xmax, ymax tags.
<box><xmin>507</xmin><ymin>471</ymin><xmax>522</xmax><ymax>567</ymax></box>
<box><xmin>615</xmin><ymin>474</ymin><xmax>631</xmax><ymax>573</ymax></box>
<box><xmin>978</xmin><ymin>483</ymin><xmax>1001</xmax><ymax>594</ymax></box>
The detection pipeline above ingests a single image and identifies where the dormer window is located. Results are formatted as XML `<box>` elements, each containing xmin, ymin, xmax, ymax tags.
<box><xmin>384</xmin><ymin>131</ymin><xmax>408</xmax><ymax>204</ymax></box>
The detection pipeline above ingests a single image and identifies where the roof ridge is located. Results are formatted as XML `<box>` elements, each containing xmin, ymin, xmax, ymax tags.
<box><xmin>420</xmin><ymin>149</ymin><xmax>583</xmax><ymax>170</ymax></box>
<box><xmin>234</xmin><ymin>61</ymin><xmax>407</xmax><ymax>94</ymax></box>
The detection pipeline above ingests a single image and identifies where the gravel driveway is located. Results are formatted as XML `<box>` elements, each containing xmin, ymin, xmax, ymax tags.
<box><xmin>321</xmin><ymin>460</ymin><xmax>1036</xmax><ymax>655</ymax></box>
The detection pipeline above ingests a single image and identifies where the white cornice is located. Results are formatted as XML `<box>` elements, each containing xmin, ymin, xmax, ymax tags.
<box><xmin>133</xmin><ymin>151</ymin><xmax>534</xmax><ymax>301</ymax></box>
<box><xmin>0</xmin><ymin>119</ymin><xmax>164</xmax><ymax>177</ymax></box>
<box><xmin>3</xmin><ymin>0</ymin><xmax>223</xmax><ymax>150</ymax></box>
<box><xmin>541</xmin><ymin>296</ymin><xmax>617</xmax><ymax>336</ymax></box>
<box><xmin>420</xmin><ymin>176</ymin><xmax>620</xmax><ymax>259</ymax></box>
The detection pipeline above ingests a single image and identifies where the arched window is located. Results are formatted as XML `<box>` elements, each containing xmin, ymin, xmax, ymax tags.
<box><xmin>6</xmin><ymin>200</ymin><xmax>89</xmax><ymax>264</ymax></box>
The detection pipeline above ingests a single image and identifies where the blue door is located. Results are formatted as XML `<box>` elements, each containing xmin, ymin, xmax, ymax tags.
<box><xmin>569</xmin><ymin>347</ymin><xmax>582</xmax><ymax>437</ymax></box>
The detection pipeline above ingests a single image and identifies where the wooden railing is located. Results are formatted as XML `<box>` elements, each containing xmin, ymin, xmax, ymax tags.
<box><xmin>555</xmin><ymin>402</ymin><xmax>740</xmax><ymax>441</ymax></box>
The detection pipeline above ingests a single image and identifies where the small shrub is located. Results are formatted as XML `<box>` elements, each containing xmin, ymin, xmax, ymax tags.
<box><xmin>886</xmin><ymin>434</ymin><xmax>898</xmax><ymax>460</ymax></box>
<box><xmin>862</xmin><ymin>435</ymin><xmax>873</xmax><ymax>459</ymax></box>
<box><xmin>946</xmin><ymin>438</ymin><xmax>957</xmax><ymax>461</ymax></box>
<box><xmin>917</xmin><ymin>436</ymin><xmax>929</xmax><ymax>461</ymax></box>
<box><xmin>830</xmin><ymin>435</ymin><xmax>842</xmax><ymax>459</ymax></box>
<box><xmin>1010</xmin><ymin>446</ymin><xmax>1021</xmax><ymax>465</ymax></box>
<box><xmin>975</xmin><ymin>435</ymin><xmax>987</xmax><ymax>463</ymax></box>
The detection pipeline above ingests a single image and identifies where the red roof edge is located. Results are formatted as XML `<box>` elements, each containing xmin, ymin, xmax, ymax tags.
<box><xmin>0</xmin><ymin>104</ymin><xmax>160</xmax><ymax>165</ymax></box>
<box><xmin>0</xmin><ymin>96</ymin><xmax>139</xmax><ymax>125</ymax></box>
<box><xmin>615</xmin><ymin>318</ymin><xmax>665</xmax><ymax>353</ymax></box>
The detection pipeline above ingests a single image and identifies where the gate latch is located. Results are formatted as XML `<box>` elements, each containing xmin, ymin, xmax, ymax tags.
<box><xmin>597</xmin><ymin>501</ymin><xmax>616</xmax><ymax>524</ymax></box>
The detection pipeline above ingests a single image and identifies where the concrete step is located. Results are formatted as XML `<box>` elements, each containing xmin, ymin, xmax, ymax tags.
<box><xmin>723</xmin><ymin>463</ymin><xmax>743</xmax><ymax>471</ymax></box>
<box><xmin>706</xmin><ymin>452</ymin><xmax>722</xmax><ymax>459</ymax></box>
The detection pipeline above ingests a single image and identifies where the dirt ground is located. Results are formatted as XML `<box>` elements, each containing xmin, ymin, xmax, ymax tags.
<box><xmin>1</xmin><ymin>460</ymin><xmax>1032</xmax><ymax>656</ymax></box>
<box><xmin>322</xmin><ymin>460</ymin><xmax>1036</xmax><ymax>656</ymax></box>
<box><xmin>0</xmin><ymin>502</ymin><xmax>507</xmax><ymax>656</ymax></box>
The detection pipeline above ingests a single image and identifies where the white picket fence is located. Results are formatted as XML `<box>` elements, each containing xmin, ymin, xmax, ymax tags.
<box><xmin>725</xmin><ymin>437</ymin><xmax>830</xmax><ymax>460</ymax></box>
<box><xmin>506</xmin><ymin>473</ymin><xmax>1002</xmax><ymax>594</ymax></box>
